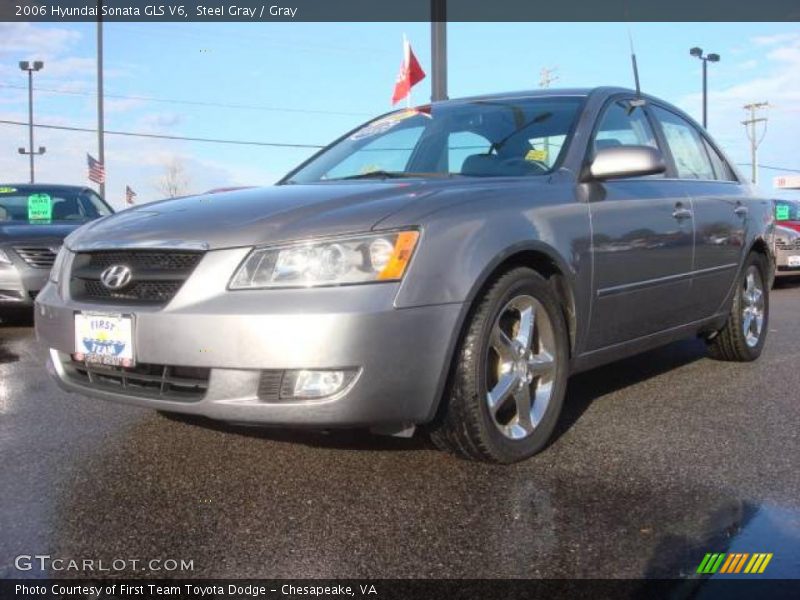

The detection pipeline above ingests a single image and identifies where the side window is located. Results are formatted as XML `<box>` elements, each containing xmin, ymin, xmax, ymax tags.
<box><xmin>323</xmin><ymin>125</ymin><xmax>424</xmax><ymax>179</ymax></box>
<box><xmin>448</xmin><ymin>131</ymin><xmax>491</xmax><ymax>173</ymax></box>
<box><xmin>701</xmin><ymin>137</ymin><xmax>738</xmax><ymax>182</ymax></box>
<box><xmin>651</xmin><ymin>106</ymin><xmax>715</xmax><ymax>180</ymax></box>
<box><xmin>593</xmin><ymin>100</ymin><xmax>659</xmax><ymax>153</ymax></box>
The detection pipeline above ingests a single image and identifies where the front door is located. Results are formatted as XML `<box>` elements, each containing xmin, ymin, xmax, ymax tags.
<box><xmin>584</xmin><ymin>98</ymin><xmax>695</xmax><ymax>350</ymax></box>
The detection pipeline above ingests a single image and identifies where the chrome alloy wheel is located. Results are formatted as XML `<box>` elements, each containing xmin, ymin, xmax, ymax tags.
<box><xmin>485</xmin><ymin>295</ymin><xmax>557</xmax><ymax>440</ymax></box>
<box><xmin>742</xmin><ymin>265</ymin><xmax>765</xmax><ymax>348</ymax></box>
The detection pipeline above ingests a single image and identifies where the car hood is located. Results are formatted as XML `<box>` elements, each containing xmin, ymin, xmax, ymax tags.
<box><xmin>66</xmin><ymin>182</ymin><xmax>446</xmax><ymax>251</ymax></box>
<box><xmin>0</xmin><ymin>222</ymin><xmax>86</xmax><ymax>243</ymax></box>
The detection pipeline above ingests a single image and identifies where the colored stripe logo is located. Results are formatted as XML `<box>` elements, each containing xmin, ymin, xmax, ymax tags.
<box><xmin>697</xmin><ymin>552</ymin><xmax>773</xmax><ymax>574</ymax></box>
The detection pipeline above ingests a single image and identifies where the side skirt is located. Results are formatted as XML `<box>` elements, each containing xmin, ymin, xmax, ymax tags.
<box><xmin>569</xmin><ymin>313</ymin><xmax>728</xmax><ymax>375</ymax></box>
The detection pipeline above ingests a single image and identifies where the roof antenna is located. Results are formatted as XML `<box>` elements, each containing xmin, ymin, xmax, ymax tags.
<box><xmin>627</xmin><ymin>27</ymin><xmax>646</xmax><ymax>111</ymax></box>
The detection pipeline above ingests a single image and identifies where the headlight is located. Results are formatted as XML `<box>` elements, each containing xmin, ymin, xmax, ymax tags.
<box><xmin>0</xmin><ymin>249</ymin><xmax>11</xmax><ymax>265</ymax></box>
<box><xmin>49</xmin><ymin>246</ymin><xmax>71</xmax><ymax>283</ymax></box>
<box><xmin>229</xmin><ymin>230</ymin><xmax>419</xmax><ymax>289</ymax></box>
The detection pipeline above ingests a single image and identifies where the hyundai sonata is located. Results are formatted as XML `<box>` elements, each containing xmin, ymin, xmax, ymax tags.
<box><xmin>35</xmin><ymin>88</ymin><xmax>772</xmax><ymax>463</ymax></box>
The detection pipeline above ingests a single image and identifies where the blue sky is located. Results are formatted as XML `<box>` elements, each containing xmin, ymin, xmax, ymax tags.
<box><xmin>1</xmin><ymin>21</ymin><xmax>799</xmax><ymax>208</ymax></box>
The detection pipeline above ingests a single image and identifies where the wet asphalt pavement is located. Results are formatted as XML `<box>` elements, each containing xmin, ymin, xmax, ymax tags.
<box><xmin>1</xmin><ymin>285</ymin><xmax>799</xmax><ymax>580</ymax></box>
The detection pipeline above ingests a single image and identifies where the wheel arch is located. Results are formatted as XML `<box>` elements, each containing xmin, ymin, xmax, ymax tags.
<box><xmin>467</xmin><ymin>246</ymin><xmax>578</xmax><ymax>354</ymax></box>
<box><xmin>425</xmin><ymin>242</ymin><xmax>578</xmax><ymax>423</ymax></box>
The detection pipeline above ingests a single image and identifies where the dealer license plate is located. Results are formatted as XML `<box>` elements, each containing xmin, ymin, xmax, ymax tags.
<box><xmin>74</xmin><ymin>313</ymin><xmax>135</xmax><ymax>366</ymax></box>
<box><xmin>787</xmin><ymin>255</ymin><xmax>800</xmax><ymax>267</ymax></box>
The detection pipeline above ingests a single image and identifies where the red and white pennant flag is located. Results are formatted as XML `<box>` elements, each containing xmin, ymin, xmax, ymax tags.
<box><xmin>391</xmin><ymin>35</ymin><xmax>426</xmax><ymax>105</ymax></box>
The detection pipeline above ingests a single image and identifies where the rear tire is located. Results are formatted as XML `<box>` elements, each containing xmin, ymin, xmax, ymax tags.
<box><xmin>428</xmin><ymin>267</ymin><xmax>569</xmax><ymax>463</ymax></box>
<box><xmin>707</xmin><ymin>252</ymin><xmax>769</xmax><ymax>362</ymax></box>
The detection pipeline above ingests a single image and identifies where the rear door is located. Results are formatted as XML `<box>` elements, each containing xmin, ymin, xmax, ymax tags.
<box><xmin>585</xmin><ymin>97</ymin><xmax>695</xmax><ymax>350</ymax></box>
<box><xmin>649</xmin><ymin>105</ymin><xmax>747</xmax><ymax>321</ymax></box>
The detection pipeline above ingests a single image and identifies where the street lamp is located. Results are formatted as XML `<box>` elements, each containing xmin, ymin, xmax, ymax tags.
<box><xmin>689</xmin><ymin>47</ymin><xmax>720</xmax><ymax>129</ymax></box>
<box><xmin>18</xmin><ymin>60</ymin><xmax>45</xmax><ymax>184</ymax></box>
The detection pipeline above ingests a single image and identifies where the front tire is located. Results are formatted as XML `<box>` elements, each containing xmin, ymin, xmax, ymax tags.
<box><xmin>707</xmin><ymin>252</ymin><xmax>769</xmax><ymax>362</ymax></box>
<box><xmin>429</xmin><ymin>267</ymin><xmax>570</xmax><ymax>463</ymax></box>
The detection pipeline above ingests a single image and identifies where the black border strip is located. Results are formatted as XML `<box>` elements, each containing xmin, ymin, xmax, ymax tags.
<box><xmin>4</xmin><ymin>579</ymin><xmax>800</xmax><ymax>600</ymax></box>
<box><xmin>3</xmin><ymin>0</ymin><xmax>800</xmax><ymax>23</ymax></box>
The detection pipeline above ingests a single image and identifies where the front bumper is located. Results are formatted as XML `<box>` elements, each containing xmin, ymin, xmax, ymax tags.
<box><xmin>35</xmin><ymin>247</ymin><xmax>462</xmax><ymax>427</ymax></box>
<box><xmin>1</xmin><ymin>259</ymin><xmax>48</xmax><ymax>307</ymax></box>
<box><xmin>775</xmin><ymin>246</ymin><xmax>800</xmax><ymax>278</ymax></box>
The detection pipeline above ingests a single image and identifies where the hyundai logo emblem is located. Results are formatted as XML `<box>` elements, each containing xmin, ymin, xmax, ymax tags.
<box><xmin>100</xmin><ymin>265</ymin><xmax>133</xmax><ymax>290</ymax></box>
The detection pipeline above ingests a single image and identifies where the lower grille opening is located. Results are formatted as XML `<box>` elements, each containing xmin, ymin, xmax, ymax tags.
<box><xmin>257</xmin><ymin>370</ymin><xmax>284</xmax><ymax>401</ymax></box>
<box><xmin>63</xmin><ymin>359</ymin><xmax>210</xmax><ymax>401</ymax></box>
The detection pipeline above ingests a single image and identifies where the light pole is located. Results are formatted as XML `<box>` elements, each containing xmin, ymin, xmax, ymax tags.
<box><xmin>430</xmin><ymin>0</ymin><xmax>447</xmax><ymax>102</ymax></box>
<box><xmin>689</xmin><ymin>47</ymin><xmax>720</xmax><ymax>129</ymax></box>
<box><xmin>18</xmin><ymin>61</ymin><xmax>46</xmax><ymax>184</ymax></box>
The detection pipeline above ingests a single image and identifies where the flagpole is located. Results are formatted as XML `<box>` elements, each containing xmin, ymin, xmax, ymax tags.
<box><xmin>96</xmin><ymin>16</ymin><xmax>106</xmax><ymax>200</ymax></box>
<box><xmin>403</xmin><ymin>34</ymin><xmax>411</xmax><ymax>109</ymax></box>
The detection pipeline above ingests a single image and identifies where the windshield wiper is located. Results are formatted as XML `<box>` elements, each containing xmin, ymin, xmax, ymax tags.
<box><xmin>330</xmin><ymin>170</ymin><xmax>426</xmax><ymax>181</ymax></box>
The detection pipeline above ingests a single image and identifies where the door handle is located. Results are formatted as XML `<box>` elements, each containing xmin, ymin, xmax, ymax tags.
<box><xmin>734</xmin><ymin>205</ymin><xmax>749</xmax><ymax>217</ymax></box>
<box><xmin>673</xmin><ymin>205</ymin><xmax>693</xmax><ymax>220</ymax></box>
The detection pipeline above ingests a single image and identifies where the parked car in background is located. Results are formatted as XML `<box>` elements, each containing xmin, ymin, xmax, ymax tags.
<box><xmin>1</xmin><ymin>184</ymin><xmax>113</xmax><ymax>318</ymax></box>
<box><xmin>771</xmin><ymin>198</ymin><xmax>800</xmax><ymax>282</ymax></box>
<box><xmin>35</xmin><ymin>88</ymin><xmax>772</xmax><ymax>463</ymax></box>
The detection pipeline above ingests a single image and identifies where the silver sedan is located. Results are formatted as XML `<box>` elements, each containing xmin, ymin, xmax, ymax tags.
<box><xmin>35</xmin><ymin>88</ymin><xmax>773</xmax><ymax>463</ymax></box>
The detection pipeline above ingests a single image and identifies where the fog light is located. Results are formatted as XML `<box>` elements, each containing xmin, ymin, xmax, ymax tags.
<box><xmin>280</xmin><ymin>369</ymin><xmax>358</xmax><ymax>399</ymax></box>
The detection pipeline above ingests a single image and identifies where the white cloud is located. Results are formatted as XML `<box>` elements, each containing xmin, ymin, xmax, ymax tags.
<box><xmin>105</xmin><ymin>97</ymin><xmax>146</xmax><ymax>114</ymax></box>
<box><xmin>752</xmin><ymin>33</ymin><xmax>800</xmax><ymax>47</ymax></box>
<box><xmin>138</xmin><ymin>112</ymin><xmax>184</xmax><ymax>131</ymax></box>
<box><xmin>0</xmin><ymin>23</ymin><xmax>80</xmax><ymax>56</ymax></box>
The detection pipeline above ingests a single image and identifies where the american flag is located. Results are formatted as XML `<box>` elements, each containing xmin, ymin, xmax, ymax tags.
<box><xmin>87</xmin><ymin>153</ymin><xmax>105</xmax><ymax>184</ymax></box>
<box><xmin>125</xmin><ymin>185</ymin><xmax>137</xmax><ymax>205</ymax></box>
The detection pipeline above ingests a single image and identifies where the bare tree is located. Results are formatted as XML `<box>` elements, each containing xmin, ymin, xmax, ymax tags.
<box><xmin>156</xmin><ymin>157</ymin><xmax>189</xmax><ymax>198</ymax></box>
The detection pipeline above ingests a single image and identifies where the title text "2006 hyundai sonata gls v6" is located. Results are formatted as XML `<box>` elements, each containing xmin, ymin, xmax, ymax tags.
<box><xmin>35</xmin><ymin>87</ymin><xmax>773</xmax><ymax>463</ymax></box>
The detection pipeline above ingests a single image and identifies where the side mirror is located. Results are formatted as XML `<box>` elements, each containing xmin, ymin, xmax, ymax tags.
<box><xmin>588</xmin><ymin>145</ymin><xmax>666</xmax><ymax>181</ymax></box>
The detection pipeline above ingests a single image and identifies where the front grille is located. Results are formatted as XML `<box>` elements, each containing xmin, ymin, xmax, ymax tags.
<box><xmin>82</xmin><ymin>280</ymin><xmax>183</xmax><ymax>303</ymax></box>
<box><xmin>776</xmin><ymin>240</ymin><xmax>800</xmax><ymax>250</ymax></box>
<box><xmin>83</xmin><ymin>251</ymin><xmax>203</xmax><ymax>271</ymax></box>
<box><xmin>70</xmin><ymin>250</ymin><xmax>203</xmax><ymax>305</ymax></box>
<box><xmin>14</xmin><ymin>246</ymin><xmax>57</xmax><ymax>268</ymax></box>
<box><xmin>63</xmin><ymin>359</ymin><xmax>210</xmax><ymax>401</ymax></box>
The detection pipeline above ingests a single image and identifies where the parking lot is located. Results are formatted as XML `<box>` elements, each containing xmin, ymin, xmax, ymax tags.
<box><xmin>1</xmin><ymin>284</ymin><xmax>799</xmax><ymax>579</ymax></box>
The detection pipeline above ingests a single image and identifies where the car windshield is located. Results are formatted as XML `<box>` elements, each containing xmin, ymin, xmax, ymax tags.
<box><xmin>285</xmin><ymin>96</ymin><xmax>585</xmax><ymax>183</ymax></box>
<box><xmin>0</xmin><ymin>186</ymin><xmax>112</xmax><ymax>224</ymax></box>
<box><xmin>775</xmin><ymin>200</ymin><xmax>800</xmax><ymax>222</ymax></box>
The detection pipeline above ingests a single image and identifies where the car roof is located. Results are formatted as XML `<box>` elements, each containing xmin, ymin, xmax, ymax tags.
<box><xmin>433</xmin><ymin>86</ymin><xmax>631</xmax><ymax>106</ymax></box>
<box><xmin>0</xmin><ymin>183</ymin><xmax>97</xmax><ymax>193</ymax></box>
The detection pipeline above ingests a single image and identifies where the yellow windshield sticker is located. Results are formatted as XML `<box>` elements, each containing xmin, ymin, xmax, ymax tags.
<box><xmin>0</xmin><ymin>187</ymin><xmax>17</xmax><ymax>194</ymax></box>
<box><xmin>27</xmin><ymin>193</ymin><xmax>53</xmax><ymax>221</ymax></box>
<box><xmin>525</xmin><ymin>149</ymin><xmax>548</xmax><ymax>162</ymax></box>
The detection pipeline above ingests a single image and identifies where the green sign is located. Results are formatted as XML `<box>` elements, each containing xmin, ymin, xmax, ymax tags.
<box><xmin>27</xmin><ymin>193</ymin><xmax>52</xmax><ymax>221</ymax></box>
<box><xmin>776</xmin><ymin>204</ymin><xmax>790</xmax><ymax>221</ymax></box>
